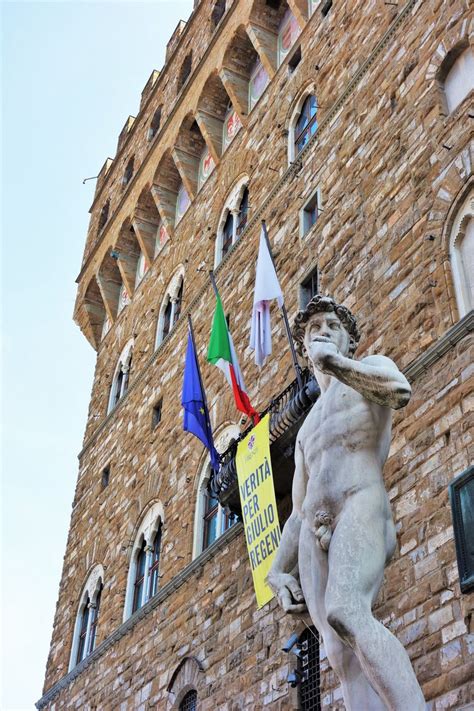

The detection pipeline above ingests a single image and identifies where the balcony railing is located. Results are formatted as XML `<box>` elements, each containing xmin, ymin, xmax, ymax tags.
<box><xmin>211</xmin><ymin>369</ymin><xmax>320</xmax><ymax>513</ymax></box>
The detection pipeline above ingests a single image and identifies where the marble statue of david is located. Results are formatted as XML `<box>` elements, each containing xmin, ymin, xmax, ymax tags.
<box><xmin>267</xmin><ymin>295</ymin><xmax>425</xmax><ymax>711</ymax></box>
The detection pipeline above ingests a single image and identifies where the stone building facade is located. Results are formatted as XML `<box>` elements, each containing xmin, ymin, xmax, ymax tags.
<box><xmin>38</xmin><ymin>0</ymin><xmax>473</xmax><ymax>709</ymax></box>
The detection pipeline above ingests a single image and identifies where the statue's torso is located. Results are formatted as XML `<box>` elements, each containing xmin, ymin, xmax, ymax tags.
<box><xmin>298</xmin><ymin>376</ymin><xmax>392</xmax><ymax>520</ymax></box>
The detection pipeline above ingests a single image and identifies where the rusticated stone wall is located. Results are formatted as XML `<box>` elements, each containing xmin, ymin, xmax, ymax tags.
<box><xmin>40</xmin><ymin>0</ymin><xmax>473</xmax><ymax>708</ymax></box>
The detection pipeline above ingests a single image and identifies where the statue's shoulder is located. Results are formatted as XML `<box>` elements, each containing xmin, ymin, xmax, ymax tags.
<box><xmin>360</xmin><ymin>354</ymin><xmax>401</xmax><ymax>371</ymax></box>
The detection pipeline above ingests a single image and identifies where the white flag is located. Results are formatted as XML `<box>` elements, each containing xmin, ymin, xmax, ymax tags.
<box><xmin>249</xmin><ymin>226</ymin><xmax>284</xmax><ymax>367</ymax></box>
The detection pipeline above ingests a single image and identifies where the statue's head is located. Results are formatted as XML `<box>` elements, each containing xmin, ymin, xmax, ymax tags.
<box><xmin>293</xmin><ymin>294</ymin><xmax>360</xmax><ymax>361</ymax></box>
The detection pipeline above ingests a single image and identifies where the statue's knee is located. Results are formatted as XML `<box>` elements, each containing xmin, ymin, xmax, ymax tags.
<box><xmin>326</xmin><ymin>607</ymin><xmax>355</xmax><ymax>646</ymax></box>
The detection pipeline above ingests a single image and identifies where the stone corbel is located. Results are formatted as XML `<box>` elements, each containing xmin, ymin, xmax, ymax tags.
<box><xmin>132</xmin><ymin>216</ymin><xmax>159</xmax><ymax>266</ymax></box>
<box><xmin>151</xmin><ymin>184</ymin><xmax>177</xmax><ymax>237</ymax></box>
<box><xmin>218</xmin><ymin>68</ymin><xmax>249</xmax><ymax>127</ymax></box>
<box><xmin>246</xmin><ymin>23</ymin><xmax>278</xmax><ymax>78</ymax></box>
<box><xmin>96</xmin><ymin>273</ymin><xmax>120</xmax><ymax>324</ymax></box>
<box><xmin>287</xmin><ymin>0</ymin><xmax>309</xmax><ymax>29</ymax></box>
<box><xmin>195</xmin><ymin>110</ymin><xmax>222</xmax><ymax>164</ymax></box>
<box><xmin>171</xmin><ymin>146</ymin><xmax>199</xmax><ymax>200</ymax></box>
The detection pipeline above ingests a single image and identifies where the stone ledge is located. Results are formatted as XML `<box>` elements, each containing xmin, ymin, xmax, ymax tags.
<box><xmin>35</xmin><ymin>523</ymin><xmax>243</xmax><ymax>709</ymax></box>
<box><xmin>404</xmin><ymin>311</ymin><xmax>474</xmax><ymax>382</ymax></box>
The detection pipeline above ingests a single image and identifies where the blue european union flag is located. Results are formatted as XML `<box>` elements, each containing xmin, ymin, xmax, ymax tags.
<box><xmin>182</xmin><ymin>326</ymin><xmax>220</xmax><ymax>472</ymax></box>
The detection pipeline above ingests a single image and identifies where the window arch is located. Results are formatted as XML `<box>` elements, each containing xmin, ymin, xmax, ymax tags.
<box><xmin>290</xmin><ymin>93</ymin><xmax>318</xmax><ymax>162</ymax></box>
<box><xmin>178</xmin><ymin>53</ymin><xmax>192</xmax><ymax>92</ymax></box>
<box><xmin>441</xmin><ymin>46</ymin><xmax>474</xmax><ymax>114</ymax></box>
<box><xmin>123</xmin><ymin>157</ymin><xmax>134</xmax><ymax>186</ymax></box>
<box><xmin>449</xmin><ymin>187</ymin><xmax>474</xmax><ymax>317</ymax></box>
<box><xmin>192</xmin><ymin>424</ymin><xmax>240</xmax><ymax>558</ymax></box>
<box><xmin>148</xmin><ymin>106</ymin><xmax>162</xmax><ymax>141</ymax></box>
<box><xmin>107</xmin><ymin>339</ymin><xmax>133</xmax><ymax>413</ymax></box>
<box><xmin>124</xmin><ymin>501</ymin><xmax>164</xmax><ymax>620</ymax></box>
<box><xmin>69</xmin><ymin>564</ymin><xmax>104</xmax><ymax>671</ymax></box>
<box><xmin>156</xmin><ymin>269</ymin><xmax>185</xmax><ymax>347</ymax></box>
<box><xmin>214</xmin><ymin>177</ymin><xmax>250</xmax><ymax>266</ymax></box>
<box><xmin>98</xmin><ymin>199</ymin><xmax>110</xmax><ymax>232</ymax></box>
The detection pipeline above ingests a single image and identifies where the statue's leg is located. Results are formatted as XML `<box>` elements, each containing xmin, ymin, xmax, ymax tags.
<box><xmin>324</xmin><ymin>490</ymin><xmax>425</xmax><ymax>711</ymax></box>
<box><xmin>299</xmin><ymin>520</ymin><xmax>387</xmax><ymax>711</ymax></box>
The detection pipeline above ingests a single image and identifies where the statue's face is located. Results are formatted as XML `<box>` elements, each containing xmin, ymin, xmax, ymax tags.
<box><xmin>303</xmin><ymin>310</ymin><xmax>351</xmax><ymax>360</ymax></box>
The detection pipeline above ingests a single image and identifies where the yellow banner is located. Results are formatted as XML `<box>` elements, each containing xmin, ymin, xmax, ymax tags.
<box><xmin>236</xmin><ymin>414</ymin><xmax>281</xmax><ymax>608</ymax></box>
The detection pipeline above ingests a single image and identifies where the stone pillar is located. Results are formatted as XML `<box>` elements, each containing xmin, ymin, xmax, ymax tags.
<box><xmin>142</xmin><ymin>544</ymin><xmax>154</xmax><ymax>606</ymax></box>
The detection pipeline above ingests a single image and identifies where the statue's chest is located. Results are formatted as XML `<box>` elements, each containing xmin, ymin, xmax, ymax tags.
<box><xmin>300</xmin><ymin>382</ymin><xmax>367</xmax><ymax>449</ymax></box>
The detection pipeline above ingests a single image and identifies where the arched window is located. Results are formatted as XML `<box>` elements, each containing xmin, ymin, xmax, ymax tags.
<box><xmin>192</xmin><ymin>425</ymin><xmax>240</xmax><ymax>558</ymax></box>
<box><xmin>179</xmin><ymin>690</ymin><xmax>197</xmax><ymax>711</ymax></box>
<box><xmin>294</xmin><ymin>95</ymin><xmax>318</xmax><ymax>156</ymax></box>
<box><xmin>248</xmin><ymin>59</ymin><xmax>269</xmax><ymax>111</ymax></box>
<box><xmin>443</xmin><ymin>47</ymin><xmax>474</xmax><ymax>114</ymax></box>
<box><xmin>98</xmin><ymin>200</ymin><xmax>110</xmax><ymax>232</ymax></box>
<box><xmin>178</xmin><ymin>53</ymin><xmax>192</xmax><ymax>92</ymax></box>
<box><xmin>211</xmin><ymin>0</ymin><xmax>226</xmax><ymax>29</ymax></box>
<box><xmin>148</xmin><ymin>106</ymin><xmax>162</xmax><ymax>141</ymax></box>
<box><xmin>124</xmin><ymin>501</ymin><xmax>164</xmax><ymax>620</ymax></box>
<box><xmin>69</xmin><ymin>565</ymin><xmax>104</xmax><ymax>671</ymax></box>
<box><xmin>123</xmin><ymin>157</ymin><xmax>134</xmax><ymax>186</ymax></box>
<box><xmin>449</xmin><ymin>188</ymin><xmax>474</xmax><ymax>317</ymax></box>
<box><xmin>236</xmin><ymin>187</ymin><xmax>249</xmax><ymax>237</ymax></box>
<box><xmin>156</xmin><ymin>271</ymin><xmax>185</xmax><ymax>347</ymax></box>
<box><xmin>108</xmin><ymin>340</ymin><xmax>133</xmax><ymax>413</ymax></box>
<box><xmin>277</xmin><ymin>9</ymin><xmax>300</xmax><ymax>67</ymax></box>
<box><xmin>215</xmin><ymin>179</ymin><xmax>250</xmax><ymax>266</ymax></box>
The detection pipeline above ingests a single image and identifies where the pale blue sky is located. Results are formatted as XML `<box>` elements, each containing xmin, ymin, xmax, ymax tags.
<box><xmin>1</xmin><ymin>2</ymin><xmax>193</xmax><ymax>708</ymax></box>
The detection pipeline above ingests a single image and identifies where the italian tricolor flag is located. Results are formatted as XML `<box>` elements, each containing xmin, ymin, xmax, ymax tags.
<box><xmin>207</xmin><ymin>294</ymin><xmax>260</xmax><ymax>423</ymax></box>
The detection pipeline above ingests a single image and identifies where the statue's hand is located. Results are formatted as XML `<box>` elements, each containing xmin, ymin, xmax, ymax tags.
<box><xmin>267</xmin><ymin>572</ymin><xmax>307</xmax><ymax>614</ymax></box>
<box><xmin>308</xmin><ymin>339</ymin><xmax>339</xmax><ymax>372</ymax></box>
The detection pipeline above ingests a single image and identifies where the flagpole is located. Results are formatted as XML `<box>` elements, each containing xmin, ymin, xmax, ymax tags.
<box><xmin>187</xmin><ymin>313</ymin><xmax>217</xmax><ymax>470</ymax></box>
<box><xmin>209</xmin><ymin>270</ymin><xmax>219</xmax><ymax>299</ymax></box>
<box><xmin>261</xmin><ymin>220</ymin><xmax>303</xmax><ymax>390</ymax></box>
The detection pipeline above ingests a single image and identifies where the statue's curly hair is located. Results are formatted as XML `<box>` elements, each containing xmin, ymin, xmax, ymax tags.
<box><xmin>293</xmin><ymin>294</ymin><xmax>360</xmax><ymax>357</ymax></box>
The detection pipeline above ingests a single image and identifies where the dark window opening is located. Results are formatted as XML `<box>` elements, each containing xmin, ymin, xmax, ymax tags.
<box><xmin>132</xmin><ymin>539</ymin><xmax>147</xmax><ymax>613</ymax></box>
<box><xmin>148</xmin><ymin>524</ymin><xmax>162</xmax><ymax>599</ymax></box>
<box><xmin>152</xmin><ymin>400</ymin><xmax>163</xmax><ymax>429</ymax></box>
<box><xmin>76</xmin><ymin>597</ymin><xmax>90</xmax><ymax>665</ymax></box>
<box><xmin>87</xmin><ymin>585</ymin><xmax>102</xmax><ymax>655</ymax></box>
<box><xmin>302</xmin><ymin>190</ymin><xmax>320</xmax><ymax>237</ymax></box>
<box><xmin>113</xmin><ymin>369</ymin><xmax>124</xmax><ymax>409</ymax></box>
<box><xmin>321</xmin><ymin>0</ymin><xmax>332</xmax><ymax>17</ymax></box>
<box><xmin>149</xmin><ymin>107</ymin><xmax>162</xmax><ymax>140</ymax></box>
<box><xmin>174</xmin><ymin>281</ymin><xmax>184</xmax><ymax>324</ymax></box>
<box><xmin>449</xmin><ymin>465</ymin><xmax>474</xmax><ymax>593</ymax></box>
<box><xmin>98</xmin><ymin>200</ymin><xmax>110</xmax><ymax>232</ymax></box>
<box><xmin>178</xmin><ymin>53</ymin><xmax>192</xmax><ymax>91</ymax></box>
<box><xmin>298</xmin><ymin>626</ymin><xmax>321</xmax><ymax>710</ymax></box>
<box><xmin>179</xmin><ymin>690</ymin><xmax>197</xmax><ymax>711</ymax></box>
<box><xmin>162</xmin><ymin>298</ymin><xmax>172</xmax><ymax>340</ymax></box>
<box><xmin>289</xmin><ymin>46</ymin><xmax>302</xmax><ymax>73</ymax></box>
<box><xmin>236</xmin><ymin>187</ymin><xmax>249</xmax><ymax>237</ymax></box>
<box><xmin>203</xmin><ymin>487</ymin><xmax>219</xmax><ymax>550</ymax></box>
<box><xmin>295</xmin><ymin>95</ymin><xmax>318</xmax><ymax>156</ymax></box>
<box><xmin>211</xmin><ymin>0</ymin><xmax>226</xmax><ymax>28</ymax></box>
<box><xmin>266</xmin><ymin>0</ymin><xmax>281</xmax><ymax>8</ymax></box>
<box><xmin>123</xmin><ymin>157</ymin><xmax>134</xmax><ymax>186</ymax></box>
<box><xmin>222</xmin><ymin>211</ymin><xmax>234</xmax><ymax>258</ymax></box>
<box><xmin>300</xmin><ymin>267</ymin><xmax>319</xmax><ymax>308</ymax></box>
<box><xmin>101</xmin><ymin>466</ymin><xmax>110</xmax><ymax>489</ymax></box>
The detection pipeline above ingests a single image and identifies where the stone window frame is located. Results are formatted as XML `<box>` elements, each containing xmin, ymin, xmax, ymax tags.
<box><xmin>192</xmin><ymin>423</ymin><xmax>240</xmax><ymax>559</ymax></box>
<box><xmin>68</xmin><ymin>564</ymin><xmax>104</xmax><ymax>672</ymax></box>
<box><xmin>442</xmin><ymin>45</ymin><xmax>474</xmax><ymax>114</ymax></box>
<box><xmin>155</xmin><ymin>265</ymin><xmax>185</xmax><ymax>348</ymax></box>
<box><xmin>214</xmin><ymin>175</ymin><xmax>250</xmax><ymax>267</ymax></box>
<box><xmin>167</xmin><ymin>657</ymin><xmax>204</xmax><ymax>709</ymax></box>
<box><xmin>426</xmin><ymin>29</ymin><xmax>474</xmax><ymax>119</ymax></box>
<box><xmin>123</xmin><ymin>500</ymin><xmax>165</xmax><ymax>622</ymax></box>
<box><xmin>449</xmin><ymin>464</ymin><xmax>474</xmax><ymax>594</ymax></box>
<box><xmin>107</xmin><ymin>339</ymin><xmax>134</xmax><ymax>414</ymax></box>
<box><xmin>299</xmin><ymin>186</ymin><xmax>321</xmax><ymax>239</ymax></box>
<box><xmin>287</xmin><ymin>82</ymin><xmax>318</xmax><ymax>165</ymax></box>
<box><xmin>448</xmin><ymin>186</ymin><xmax>474</xmax><ymax>318</ymax></box>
